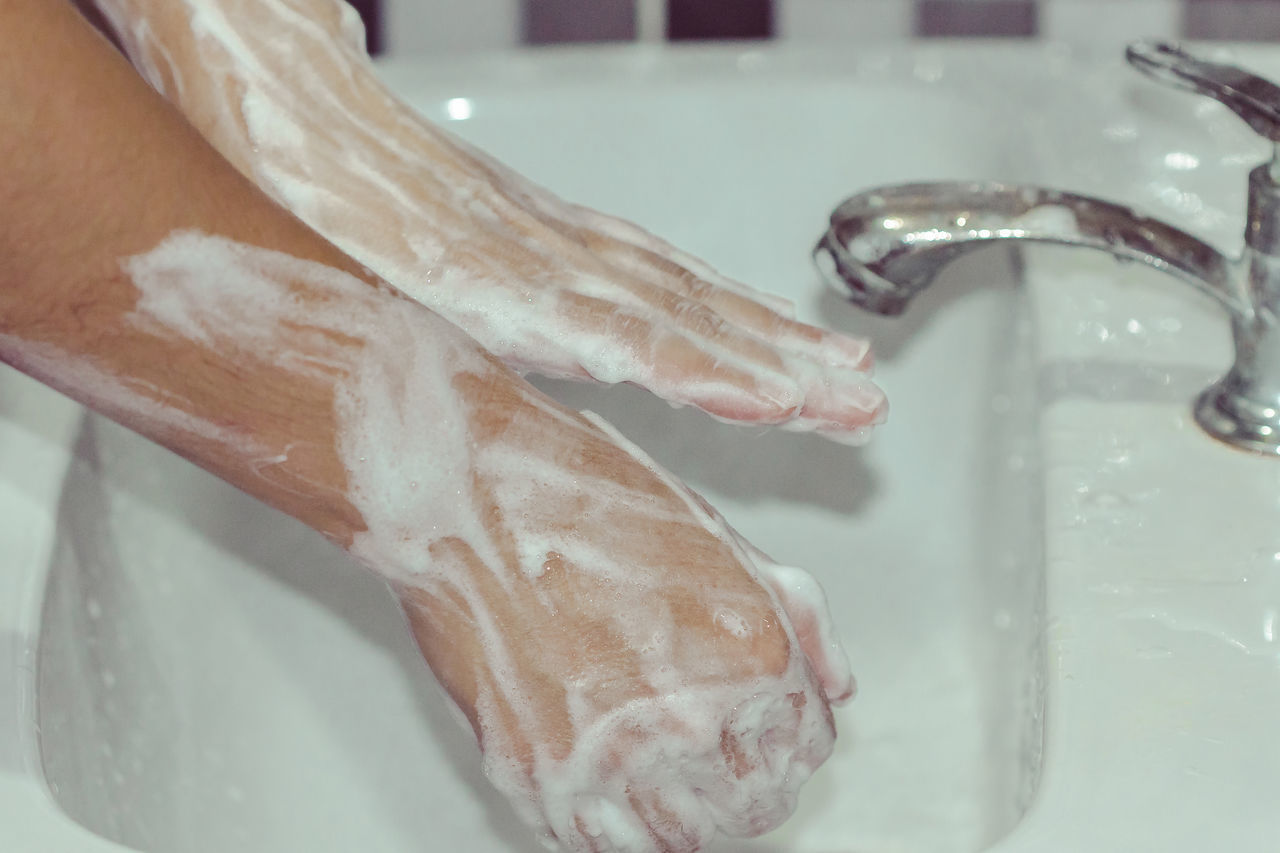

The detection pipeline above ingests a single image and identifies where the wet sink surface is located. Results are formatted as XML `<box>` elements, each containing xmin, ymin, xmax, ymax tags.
<box><xmin>32</xmin><ymin>48</ymin><xmax>1049</xmax><ymax>852</ymax></box>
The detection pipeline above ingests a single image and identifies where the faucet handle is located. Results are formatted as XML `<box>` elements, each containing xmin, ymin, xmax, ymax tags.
<box><xmin>1126</xmin><ymin>41</ymin><xmax>1280</xmax><ymax>143</ymax></box>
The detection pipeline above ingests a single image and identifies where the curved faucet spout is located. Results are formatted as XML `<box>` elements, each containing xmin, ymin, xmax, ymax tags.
<box><xmin>814</xmin><ymin>182</ymin><xmax>1243</xmax><ymax>317</ymax></box>
<box><xmin>814</xmin><ymin>42</ymin><xmax>1280</xmax><ymax>456</ymax></box>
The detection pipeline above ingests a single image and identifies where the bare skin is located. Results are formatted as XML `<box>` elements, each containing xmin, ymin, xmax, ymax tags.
<box><xmin>89</xmin><ymin>0</ymin><xmax>887</xmax><ymax>441</ymax></box>
<box><xmin>1</xmin><ymin>2</ymin><xmax>853</xmax><ymax>850</ymax></box>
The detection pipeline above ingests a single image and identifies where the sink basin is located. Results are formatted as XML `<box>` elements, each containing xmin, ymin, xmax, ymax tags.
<box><xmin>3</xmin><ymin>42</ymin><xmax>1278</xmax><ymax>852</ymax></box>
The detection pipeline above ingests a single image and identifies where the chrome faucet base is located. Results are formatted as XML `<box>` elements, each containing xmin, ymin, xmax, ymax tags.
<box><xmin>1195</xmin><ymin>382</ymin><xmax>1280</xmax><ymax>456</ymax></box>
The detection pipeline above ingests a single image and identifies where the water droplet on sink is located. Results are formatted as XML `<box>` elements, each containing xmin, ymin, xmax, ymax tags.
<box><xmin>86</xmin><ymin>598</ymin><xmax>102</xmax><ymax>620</ymax></box>
<box><xmin>1089</xmin><ymin>582</ymin><xmax>1133</xmax><ymax>595</ymax></box>
<box><xmin>1075</xmin><ymin>320</ymin><xmax>1114</xmax><ymax>343</ymax></box>
<box><xmin>912</xmin><ymin>59</ymin><xmax>944</xmax><ymax>83</ymax></box>
<box><xmin>1105</xmin><ymin>447</ymin><xmax>1133</xmax><ymax>465</ymax></box>
<box><xmin>1104</xmin><ymin>123</ymin><xmax>1139</xmax><ymax>142</ymax></box>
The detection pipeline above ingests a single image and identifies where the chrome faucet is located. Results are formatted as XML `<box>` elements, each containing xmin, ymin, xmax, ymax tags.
<box><xmin>815</xmin><ymin>42</ymin><xmax>1280</xmax><ymax>455</ymax></box>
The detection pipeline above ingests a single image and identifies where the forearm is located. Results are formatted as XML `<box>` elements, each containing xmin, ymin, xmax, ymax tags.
<box><xmin>0</xmin><ymin>0</ymin><xmax>375</xmax><ymax>540</ymax></box>
<box><xmin>90</xmin><ymin>0</ymin><xmax>407</xmax><ymax>181</ymax></box>
<box><xmin>88</xmin><ymin>0</ymin><xmax>887</xmax><ymax>439</ymax></box>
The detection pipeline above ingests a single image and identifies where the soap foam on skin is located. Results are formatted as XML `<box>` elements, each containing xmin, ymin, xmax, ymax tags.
<box><xmin>93</xmin><ymin>0</ymin><xmax>886</xmax><ymax>441</ymax></box>
<box><xmin>120</xmin><ymin>231</ymin><xmax>853</xmax><ymax>853</ymax></box>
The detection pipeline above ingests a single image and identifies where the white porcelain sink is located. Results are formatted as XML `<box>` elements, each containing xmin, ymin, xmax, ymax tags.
<box><xmin>3</xmin><ymin>42</ymin><xmax>1279</xmax><ymax>852</ymax></box>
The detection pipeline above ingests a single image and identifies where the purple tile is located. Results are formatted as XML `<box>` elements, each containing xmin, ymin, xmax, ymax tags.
<box><xmin>916</xmin><ymin>0</ymin><xmax>1038</xmax><ymax>37</ymax></box>
<box><xmin>524</xmin><ymin>0</ymin><xmax>637</xmax><ymax>43</ymax></box>
<box><xmin>668</xmin><ymin>0</ymin><xmax>774</xmax><ymax>40</ymax></box>
<box><xmin>347</xmin><ymin>0</ymin><xmax>384</xmax><ymax>54</ymax></box>
<box><xmin>1184</xmin><ymin>0</ymin><xmax>1280</xmax><ymax>41</ymax></box>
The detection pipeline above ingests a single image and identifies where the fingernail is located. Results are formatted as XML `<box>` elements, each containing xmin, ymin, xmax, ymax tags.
<box><xmin>824</xmin><ymin>334</ymin><xmax>874</xmax><ymax>371</ymax></box>
<box><xmin>827</xmin><ymin>372</ymin><xmax>887</xmax><ymax>419</ymax></box>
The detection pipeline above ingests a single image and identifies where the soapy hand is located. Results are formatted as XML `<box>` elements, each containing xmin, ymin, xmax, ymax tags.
<box><xmin>122</xmin><ymin>233</ymin><xmax>851</xmax><ymax>852</ymax></box>
<box><xmin>92</xmin><ymin>0</ymin><xmax>887</xmax><ymax>443</ymax></box>
<box><xmin>389</xmin><ymin>368</ymin><xmax>851</xmax><ymax>852</ymax></box>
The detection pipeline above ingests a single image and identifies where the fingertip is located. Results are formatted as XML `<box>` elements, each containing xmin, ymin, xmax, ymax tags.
<box><xmin>817</xmin><ymin>393</ymin><xmax>888</xmax><ymax>444</ymax></box>
<box><xmin>828</xmin><ymin>679</ymin><xmax>857</xmax><ymax>707</ymax></box>
<box><xmin>823</xmin><ymin>656</ymin><xmax>857</xmax><ymax>706</ymax></box>
<box><xmin>764</xmin><ymin>314</ymin><xmax>874</xmax><ymax>374</ymax></box>
<box><xmin>791</xmin><ymin>373</ymin><xmax>888</xmax><ymax>443</ymax></box>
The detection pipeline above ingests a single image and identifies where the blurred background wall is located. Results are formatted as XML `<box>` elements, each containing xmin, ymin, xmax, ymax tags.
<box><xmin>345</xmin><ymin>0</ymin><xmax>1280</xmax><ymax>57</ymax></box>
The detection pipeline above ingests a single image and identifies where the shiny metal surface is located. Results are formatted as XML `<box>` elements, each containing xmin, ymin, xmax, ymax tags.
<box><xmin>815</xmin><ymin>182</ymin><xmax>1239</xmax><ymax>316</ymax></box>
<box><xmin>817</xmin><ymin>41</ymin><xmax>1280</xmax><ymax>455</ymax></box>
<box><xmin>1126</xmin><ymin>41</ymin><xmax>1280</xmax><ymax>146</ymax></box>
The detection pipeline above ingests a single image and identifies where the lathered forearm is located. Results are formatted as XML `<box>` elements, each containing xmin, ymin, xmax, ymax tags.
<box><xmin>91</xmin><ymin>0</ymin><xmax>888</xmax><ymax>441</ymax></box>
<box><xmin>0</xmin><ymin>0</ymin><xmax>369</xmax><ymax>540</ymax></box>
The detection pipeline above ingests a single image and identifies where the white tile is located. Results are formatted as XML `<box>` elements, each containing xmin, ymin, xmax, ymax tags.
<box><xmin>636</xmin><ymin>0</ymin><xmax>664</xmax><ymax>41</ymax></box>
<box><xmin>1041</xmin><ymin>0</ymin><xmax>1181</xmax><ymax>46</ymax></box>
<box><xmin>1184</xmin><ymin>0</ymin><xmax>1280</xmax><ymax>41</ymax></box>
<box><xmin>382</xmin><ymin>0</ymin><xmax>522</xmax><ymax>56</ymax></box>
<box><xmin>777</xmin><ymin>0</ymin><xmax>916</xmax><ymax>41</ymax></box>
